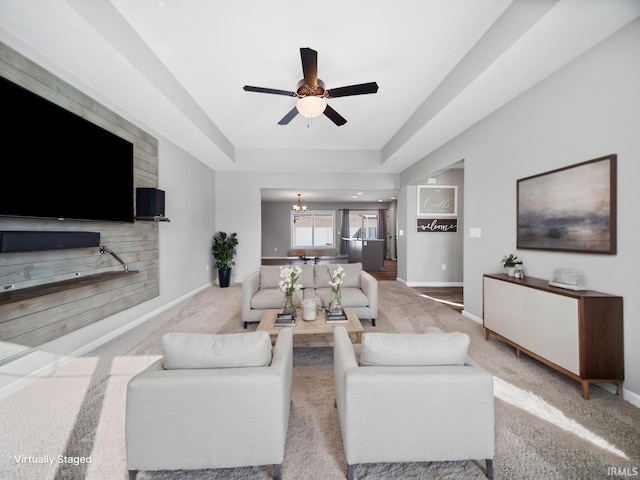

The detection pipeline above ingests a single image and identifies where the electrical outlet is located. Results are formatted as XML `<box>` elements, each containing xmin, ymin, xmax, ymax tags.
<box><xmin>442</xmin><ymin>264</ymin><xmax>447</xmax><ymax>271</ymax></box>
<box><xmin>205</xmin><ymin>265</ymin><xmax>209</xmax><ymax>272</ymax></box>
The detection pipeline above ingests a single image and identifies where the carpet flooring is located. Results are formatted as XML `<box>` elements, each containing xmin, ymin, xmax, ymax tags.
<box><xmin>1</xmin><ymin>281</ymin><xmax>639</xmax><ymax>480</ymax></box>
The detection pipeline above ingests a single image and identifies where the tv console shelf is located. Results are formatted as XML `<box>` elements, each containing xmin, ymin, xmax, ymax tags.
<box><xmin>135</xmin><ymin>216</ymin><xmax>170</xmax><ymax>223</ymax></box>
<box><xmin>483</xmin><ymin>273</ymin><xmax>623</xmax><ymax>399</ymax></box>
<box><xmin>0</xmin><ymin>271</ymin><xmax>139</xmax><ymax>306</ymax></box>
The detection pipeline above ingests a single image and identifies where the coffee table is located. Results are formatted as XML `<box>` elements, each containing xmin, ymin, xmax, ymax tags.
<box><xmin>257</xmin><ymin>307</ymin><xmax>363</xmax><ymax>347</ymax></box>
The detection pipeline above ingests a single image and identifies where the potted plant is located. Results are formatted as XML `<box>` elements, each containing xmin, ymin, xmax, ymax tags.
<box><xmin>212</xmin><ymin>231</ymin><xmax>238</xmax><ymax>287</ymax></box>
<box><xmin>501</xmin><ymin>254</ymin><xmax>522</xmax><ymax>277</ymax></box>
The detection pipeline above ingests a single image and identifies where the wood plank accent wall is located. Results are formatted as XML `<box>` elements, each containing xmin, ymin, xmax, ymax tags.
<box><xmin>0</xmin><ymin>42</ymin><xmax>160</xmax><ymax>365</ymax></box>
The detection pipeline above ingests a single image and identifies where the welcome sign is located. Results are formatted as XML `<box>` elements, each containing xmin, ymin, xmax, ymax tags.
<box><xmin>417</xmin><ymin>218</ymin><xmax>458</xmax><ymax>233</ymax></box>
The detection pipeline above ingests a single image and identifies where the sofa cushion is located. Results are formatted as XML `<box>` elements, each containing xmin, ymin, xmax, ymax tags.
<box><xmin>314</xmin><ymin>264</ymin><xmax>332</xmax><ymax>288</ymax></box>
<box><xmin>340</xmin><ymin>263</ymin><xmax>363</xmax><ymax>288</ymax></box>
<box><xmin>252</xmin><ymin>288</ymin><xmax>284</xmax><ymax>309</ymax></box>
<box><xmin>162</xmin><ymin>331</ymin><xmax>272</xmax><ymax>369</ymax></box>
<box><xmin>315</xmin><ymin>263</ymin><xmax>362</xmax><ymax>289</ymax></box>
<box><xmin>259</xmin><ymin>265</ymin><xmax>283</xmax><ymax>289</ymax></box>
<box><xmin>315</xmin><ymin>287</ymin><xmax>369</xmax><ymax>308</ymax></box>
<box><xmin>359</xmin><ymin>332</ymin><xmax>470</xmax><ymax>366</ymax></box>
<box><xmin>260</xmin><ymin>265</ymin><xmax>312</xmax><ymax>290</ymax></box>
<box><xmin>299</xmin><ymin>264</ymin><xmax>315</xmax><ymax>289</ymax></box>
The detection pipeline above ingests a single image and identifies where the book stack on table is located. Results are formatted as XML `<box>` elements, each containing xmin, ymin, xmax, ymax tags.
<box><xmin>326</xmin><ymin>309</ymin><xmax>348</xmax><ymax>323</ymax></box>
<box><xmin>274</xmin><ymin>312</ymin><xmax>297</xmax><ymax>326</ymax></box>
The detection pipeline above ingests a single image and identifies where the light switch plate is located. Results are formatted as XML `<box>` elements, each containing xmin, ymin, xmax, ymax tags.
<box><xmin>470</xmin><ymin>227</ymin><xmax>482</xmax><ymax>238</ymax></box>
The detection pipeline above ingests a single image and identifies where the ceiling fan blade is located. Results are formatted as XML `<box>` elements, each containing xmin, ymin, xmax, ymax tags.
<box><xmin>323</xmin><ymin>104</ymin><xmax>347</xmax><ymax>126</ymax></box>
<box><xmin>300</xmin><ymin>48</ymin><xmax>318</xmax><ymax>87</ymax></box>
<box><xmin>327</xmin><ymin>82</ymin><xmax>379</xmax><ymax>98</ymax></box>
<box><xmin>243</xmin><ymin>85</ymin><xmax>295</xmax><ymax>96</ymax></box>
<box><xmin>278</xmin><ymin>107</ymin><xmax>299</xmax><ymax>125</ymax></box>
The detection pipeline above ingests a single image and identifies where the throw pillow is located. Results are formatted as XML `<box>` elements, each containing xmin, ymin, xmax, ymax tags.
<box><xmin>360</xmin><ymin>331</ymin><xmax>470</xmax><ymax>366</ymax></box>
<box><xmin>162</xmin><ymin>331</ymin><xmax>272</xmax><ymax>369</ymax></box>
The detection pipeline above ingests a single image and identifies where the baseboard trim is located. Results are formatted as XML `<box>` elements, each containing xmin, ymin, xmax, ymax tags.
<box><xmin>622</xmin><ymin>387</ymin><xmax>640</xmax><ymax>408</ymax></box>
<box><xmin>405</xmin><ymin>281</ymin><xmax>464</xmax><ymax>287</ymax></box>
<box><xmin>462</xmin><ymin>310</ymin><xmax>483</xmax><ymax>325</ymax></box>
<box><xmin>0</xmin><ymin>282</ymin><xmax>212</xmax><ymax>399</ymax></box>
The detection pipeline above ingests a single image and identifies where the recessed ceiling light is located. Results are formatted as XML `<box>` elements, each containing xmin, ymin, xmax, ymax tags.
<box><xmin>357</xmin><ymin>192</ymin><xmax>363</xmax><ymax>195</ymax></box>
<box><xmin>352</xmin><ymin>195</ymin><xmax>358</xmax><ymax>199</ymax></box>
<box><xmin>390</xmin><ymin>196</ymin><xmax>396</xmax><ymax>200</ymax></box>
<box><xmin>378</xmin><ymin>199</ymin><xmax>383</xmax><ymax>202</ymax></box>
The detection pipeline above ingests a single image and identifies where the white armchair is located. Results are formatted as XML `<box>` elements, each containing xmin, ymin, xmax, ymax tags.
<box><xmin>333</xmin><ymin>326</ymin><xmax>495</xmax><ymax>479</ymax></box>
<box><xmin>126</xmin><ymin>328</ymin><xmax>293</xmax><ymax>480</ymax></box>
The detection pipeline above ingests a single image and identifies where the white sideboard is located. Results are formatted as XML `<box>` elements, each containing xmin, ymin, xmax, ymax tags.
<box><xmin>483</xmin><ymin>274</ymin><xmax>623</xmax><ymax>399</ymax></box>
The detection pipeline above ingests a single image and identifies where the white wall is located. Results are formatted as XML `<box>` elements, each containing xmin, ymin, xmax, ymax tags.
<box><xmin>400</xmin><ymin>19</ymin><xmax>640</xmax><ymax>402</ymax></box>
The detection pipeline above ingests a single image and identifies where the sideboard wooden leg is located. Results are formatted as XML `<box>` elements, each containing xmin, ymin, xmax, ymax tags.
<box><xmin>581</xmin><ymin>381</ymin><xmax>590</xmax><ymax>400</ymax></box>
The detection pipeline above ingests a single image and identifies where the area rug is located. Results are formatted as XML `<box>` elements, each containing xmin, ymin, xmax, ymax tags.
<box><xmin>0</xmin><ymin>281</ymin><xmax>638</xmax><ymax>479</ymax></box>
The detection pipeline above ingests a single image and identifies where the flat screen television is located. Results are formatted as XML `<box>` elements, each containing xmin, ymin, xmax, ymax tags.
<box><xmin>0</xmin><ymin>75</ymin><xmax>135</xmax><ymax>223</ymax></box>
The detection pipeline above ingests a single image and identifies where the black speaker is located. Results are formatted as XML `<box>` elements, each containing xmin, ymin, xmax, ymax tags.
<box><xmin>0</xmin><ymin>231</ymin><xmax>100</xmax><ymax>253</ymax></box>
<box><xmin>136</xmin><ymin>188</ymin><xmax>165</xmax><ymax>217</ymax></box>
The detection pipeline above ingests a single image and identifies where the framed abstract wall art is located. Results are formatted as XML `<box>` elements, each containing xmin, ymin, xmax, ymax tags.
<box><xmin>517</xmin><ymin>154</ymin><xmax>617</xmax><ymax>254</ymax></box>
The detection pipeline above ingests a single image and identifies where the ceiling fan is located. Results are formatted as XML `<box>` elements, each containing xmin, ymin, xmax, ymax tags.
<box><xmin>243</xmin><ymin>47</ymin><xmax>379</xmax><ymax>126</ymax></box>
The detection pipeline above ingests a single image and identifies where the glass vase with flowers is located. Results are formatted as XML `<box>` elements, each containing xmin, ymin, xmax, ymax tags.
<box><xmin>279</xmin><ymin>266</ymin><xmax>303</xmax><ymax>315</ymax></box>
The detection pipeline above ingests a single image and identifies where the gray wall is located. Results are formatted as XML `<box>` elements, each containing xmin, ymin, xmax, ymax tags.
<box><xmin>215</xmin><ymin>172</ymin><xmax>398</xmax><ymax>283</ymax></box>
<box><xmin>403</xmin><ymin>168</ymin><xmax>464</xmax><ymax>285</ymax></box>
<box><xmin>401</xmin><ymin>19</ymin><xmax>640</xmax><ymax>401</ymax></box>
<box><xmin>158</xmin><ymin>139</ymin><xmax>217</xmax><ymax>295</ymax></box>
<box><xmin>261</xmin><ymin>201</ymin><xmax>392</xmax><ymax>258</ymax></box>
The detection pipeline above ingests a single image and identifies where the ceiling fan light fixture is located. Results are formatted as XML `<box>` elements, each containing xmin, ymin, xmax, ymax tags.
<box><xmin>296</xmin><ymin>96</ymin><xmax>326</xmax><ymax>118</ymax></box>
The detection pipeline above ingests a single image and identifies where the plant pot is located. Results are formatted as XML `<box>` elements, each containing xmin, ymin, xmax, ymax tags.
<box><xmin>218</xmin><ymin>268</ymin><xmax>232</xmax><ymax>288</ymax></box>
<box><xmin>506</xmin><ymin>267</ymin><xmax>516</xmax><ymax>277</ymax></box>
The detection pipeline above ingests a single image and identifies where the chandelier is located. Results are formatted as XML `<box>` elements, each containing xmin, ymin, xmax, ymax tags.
<box><xmin>293</xmin><ymin>193</ymin><xmax>307</xmax><ymax>212</ymax></box>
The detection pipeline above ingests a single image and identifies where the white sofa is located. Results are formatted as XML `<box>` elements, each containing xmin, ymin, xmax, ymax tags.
<box><xmin>126</xmin><ymin>328</ymin><xmax>293</xmax><ymax>480</ymax></box>
<box><xmin>333</xmin><ymin>326</ymin><xmax>495</xmax><ymax>479</ymax></box>
<box><xmin>242</xmin><ymin>263</ymin><xmax>378</xmax><ymax>328</ymax></box>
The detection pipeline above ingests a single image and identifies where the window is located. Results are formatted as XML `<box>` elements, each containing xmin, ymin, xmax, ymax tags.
<box><xmin>292</xmin><ymin>211</ymin><xmax>335</xmax><ymax>247</ymax></box>
<box><xmin>349</xmin><ymin>211</ymin><xmax>378</xmax><ymax>239</ymax></box>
